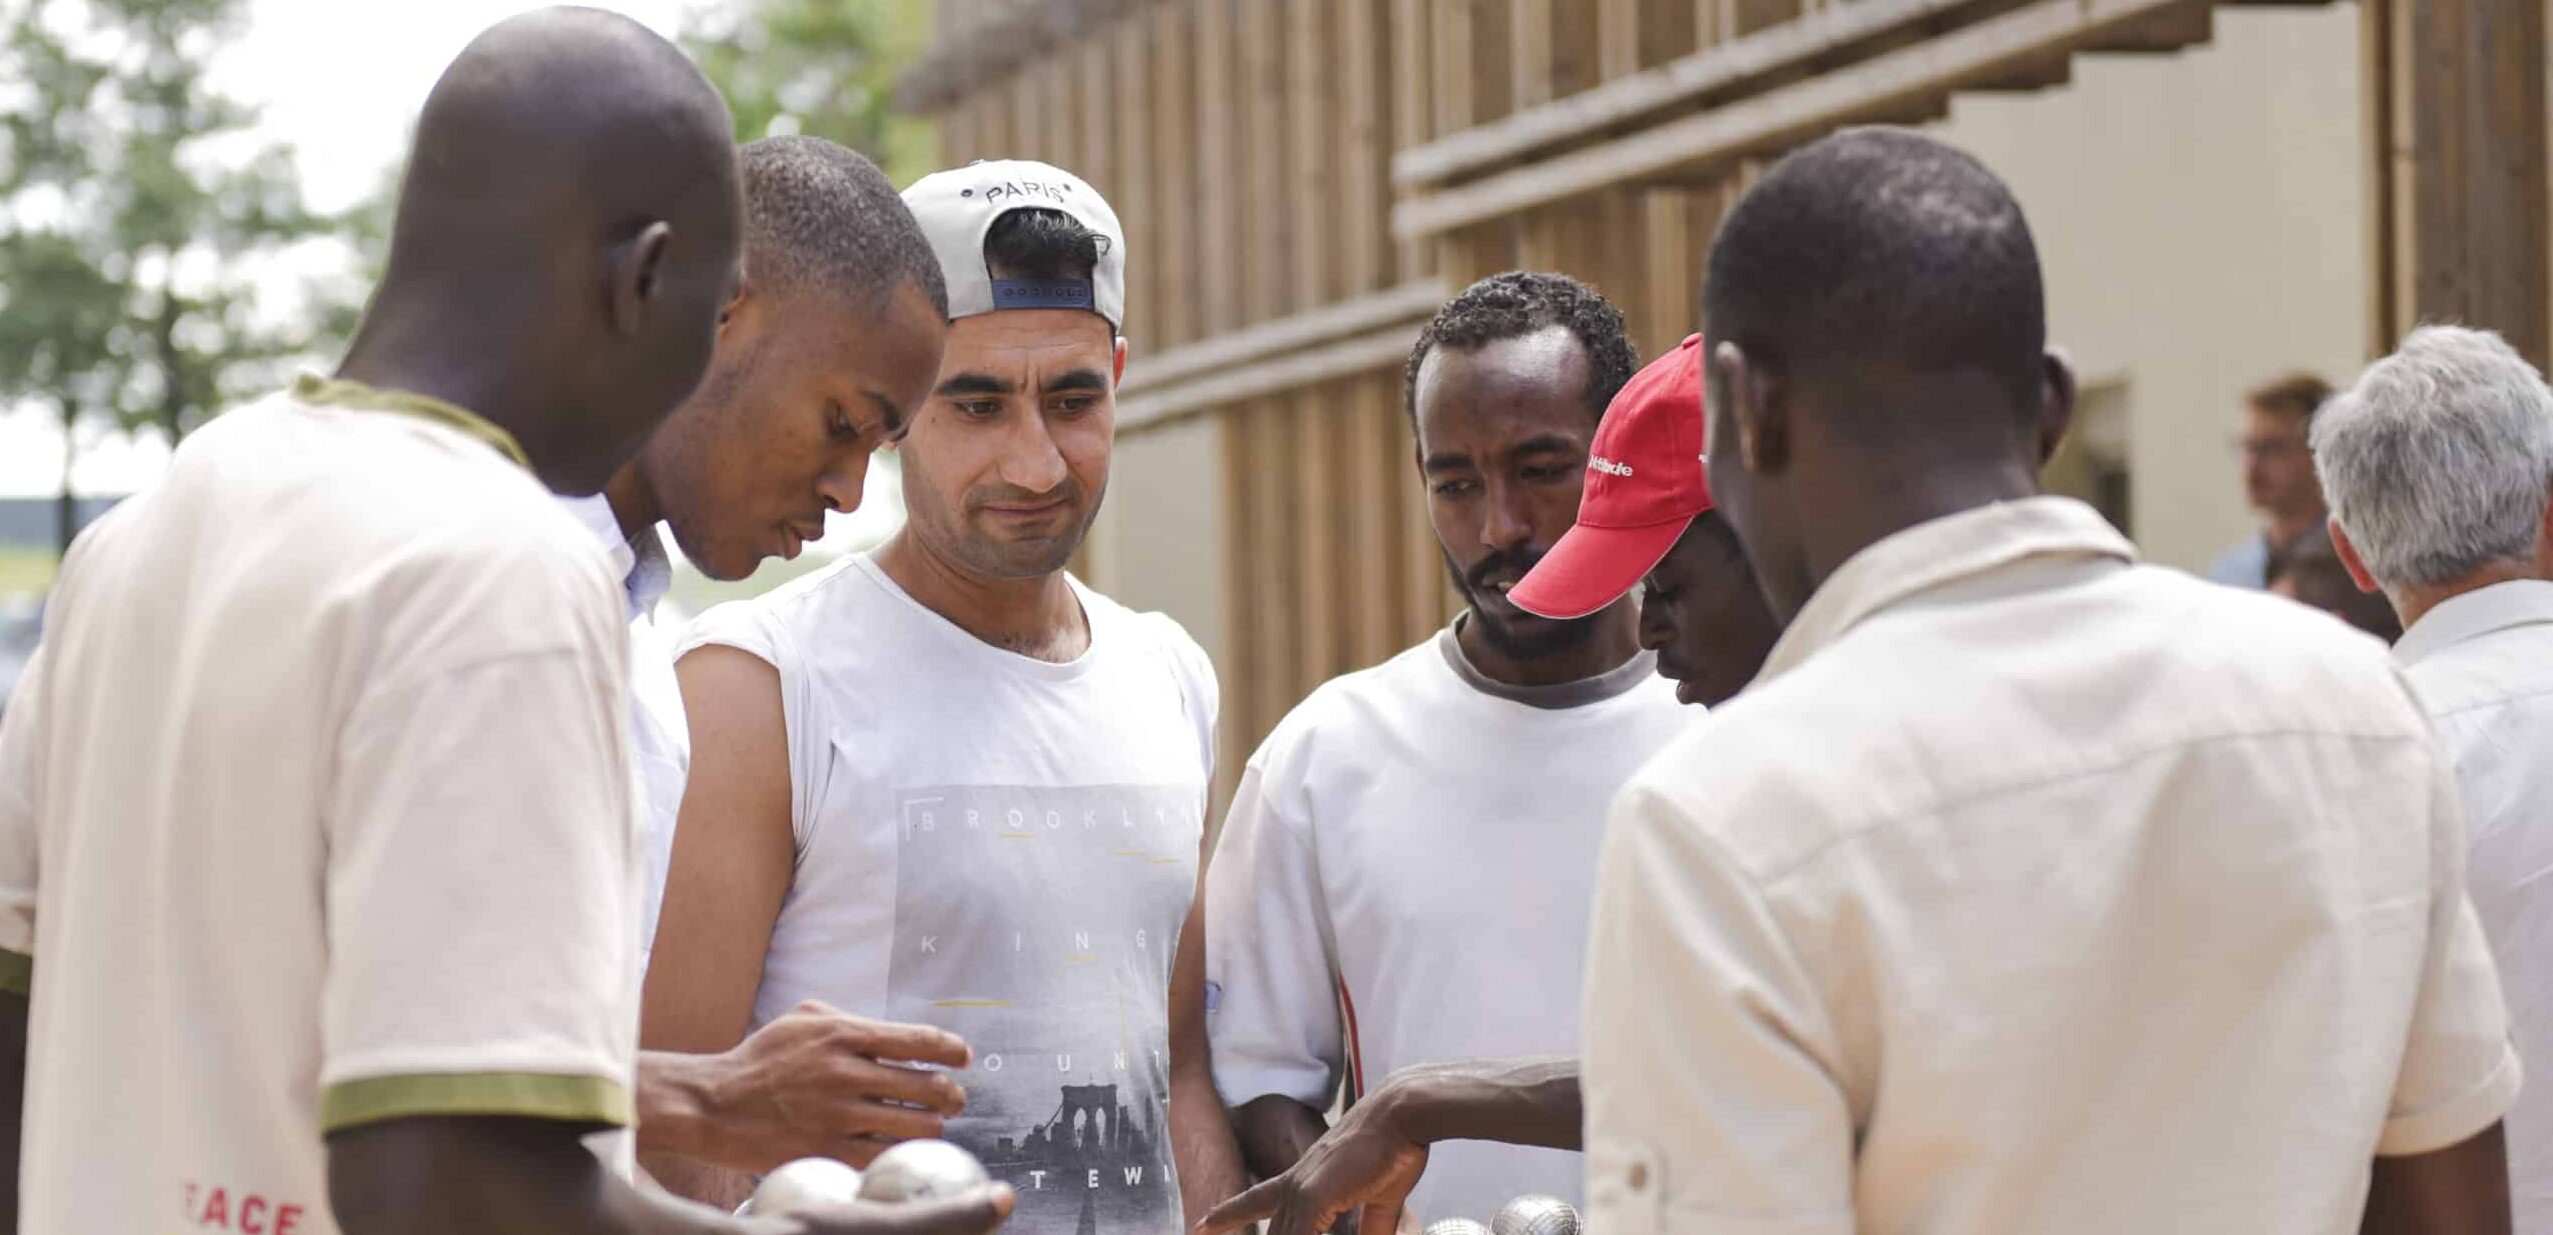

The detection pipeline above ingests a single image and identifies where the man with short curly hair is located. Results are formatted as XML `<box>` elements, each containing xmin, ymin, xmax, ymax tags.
<box><xmin>1203</xmin><ymin>273</ymin><xmax>1687</xmax><ymax>1227</ymax></box>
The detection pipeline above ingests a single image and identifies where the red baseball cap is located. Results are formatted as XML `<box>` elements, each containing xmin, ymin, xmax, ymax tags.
<box><xmin>1510</xmin><ymin>334</ymin><xmax>1712</xmax><ymax>621</ymax></box>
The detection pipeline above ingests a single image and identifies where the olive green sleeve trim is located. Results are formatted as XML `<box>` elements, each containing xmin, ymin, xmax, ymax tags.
<box><xmin>320</xmin><ymin>1071</ymin><xmax>633</xmax><ymax>1134</ymax></box>
<box><xmin>0</xmin><ymin>949</ymin><xmax>29</xmax><ymax>996</ymax></box>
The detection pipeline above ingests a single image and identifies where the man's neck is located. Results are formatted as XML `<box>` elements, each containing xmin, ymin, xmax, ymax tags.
<box><xmin>1795</xmin><ymin>458</ymin><xmax>2043</xmax><ymax>609</ymax></box>
<box><xmin>1454</xmin><ymin>599</ymin><xmax>1643</xmax><ymax>689</ymax></box>
<box><xmin>2395</xmin><ymin>562</ymin><xmax>2541</xmax><ymax>633</ymax></box>
<box><xmin>601</xmin><ymin>466</ymin><xmax>659</xmax><ymax>540</ymax></box>
<box><xmin>874</xmin><ymin>530</ymin><xmax>1090</xmax><ymax>662</ymax></box>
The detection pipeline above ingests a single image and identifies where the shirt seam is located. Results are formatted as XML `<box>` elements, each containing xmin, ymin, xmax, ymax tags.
<box><xmin>1739</xmin><ymin>724</ymin><xmax>2435</xmax><ymax>888</ymax></box>
<box><xmin>2420</xmin><ymin>679</ymin><xmax>2553</xmax><ymax>722</ymax></box>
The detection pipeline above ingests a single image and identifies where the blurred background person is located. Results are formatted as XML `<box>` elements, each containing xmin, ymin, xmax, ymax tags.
<box><xmin>2314</xmin><ymin>323</ymin><xmax>2553</xmax><ymax>1234</ymax></box>
<box><xmin>2208</xmin><ymin>373</ymin><xmax>2336</xmax><ymax>587</ymax></box>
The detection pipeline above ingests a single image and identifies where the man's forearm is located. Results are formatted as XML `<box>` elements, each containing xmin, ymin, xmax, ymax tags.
<box><xmin>1232</xmin><ymin>1095</ymin><xmax>1332</xmax><ymax>1182</ymax></box>
<box><xmin>1368</xmin><ymin>1057</ymin><xmax>1580</xmax><ymax>1152</ymax></box>
<box><xmin>635</xmin><ymin>1051</ymin><xmax>761</xmax><ymax>1208</ymax></box>
<box><xmin>1172</xmin><ymin>1061</ymin><xmax>1249</xmax><ymax>1223</ymax></box>
<box><xmin>637</xmin><ymin>1050</ymin><xmax>720</xmax><ymax>1165</ymax></box>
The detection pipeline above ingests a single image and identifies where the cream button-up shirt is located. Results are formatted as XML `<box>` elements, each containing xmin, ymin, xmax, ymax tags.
<box><xmin>1583</xmin><ymin>495</ymin><xmax>2516</xmax><ymax>1235</ymax></box>
<box><xmin>2398</xmin><ymin>578</ymin><xmax>2553</xmax><ymax>1235</ymax></box>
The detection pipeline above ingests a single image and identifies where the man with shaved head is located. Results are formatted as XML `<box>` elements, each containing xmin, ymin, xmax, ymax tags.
<box><xmin>1584</xmin><ymin>127</ymin><xmax>2513</xmax><ymax>1235</ymax></box>
<box><xmin>0</xmin><ymin>10</ymin><xmax>1005</xmax><ymax>1235</ymax></box>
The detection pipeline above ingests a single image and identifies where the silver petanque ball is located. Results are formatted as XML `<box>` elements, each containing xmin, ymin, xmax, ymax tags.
<box><xmin>1424</xmin><ymin>1221</ymin><xmax>1494</xmax><ymax>1235</ymax></box>
<box><xmin>855</xmin><ymin>1138</ymin><xmax>992</xmax><ymax>1203</ymax></box>
<box><xmin>1492</xmin><ymin>1195</ymin><xmax>1581</xmax><ymax>1235</ymax></box>
<box><xmin>737</xmin><ymin>1157</ymin><xmax>865</xmax><ymax>1217</ymax></box>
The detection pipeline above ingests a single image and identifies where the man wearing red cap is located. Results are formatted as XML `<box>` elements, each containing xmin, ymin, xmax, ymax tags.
<box><xmin>1192</xmin><ymin>332</ymin><xmax>1785</xmax><ymax>1235</ymax></box>
<box><xmin>1202</xmin><ymin>274</ymin><xmax>1693</xmax><ymax>1231</ymax></box>
<box><xmin>1510</xmin><ymin>332</ymin><xmax>1783</xmax><ymax>710</ymax></box>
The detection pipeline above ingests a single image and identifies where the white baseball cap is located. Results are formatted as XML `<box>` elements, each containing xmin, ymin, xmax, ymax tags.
<box><xmin>902</xmin><ymin>159</ymin><xmax>1127</xmax><ymax>331</ymax></box>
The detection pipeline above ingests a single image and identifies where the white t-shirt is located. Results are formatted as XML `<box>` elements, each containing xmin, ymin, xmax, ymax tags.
<box><xmin>0</xmin><ymin>378</ymin><xmax>643</xmax><ymax>1235</ymax></box>
<box><xmin>561</xmin><ymin>493</ymin><xmax>690</xmax><ymax>961</ymax></box>
<box><xmin>1585</xmin><ymin>497</ymin><xmax>2517</xmax><ymax>1235</ymax></box>
<box><xmin>1205</xmin><ymin>625</ymin><xmax>1687</xmax><ymax>1227</ymax></box>
<box><xmin>2397</xmin><ymin>578</ymin><xmax>2553</xmax><ymax>1234</ymax></box>
<box><xmin>681</xmin><ymin>553</ymin><xmax>1216</xmax><ymax>1235</ymax></box>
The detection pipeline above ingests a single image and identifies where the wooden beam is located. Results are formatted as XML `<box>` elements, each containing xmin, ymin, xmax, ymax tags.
<box><xmin>1112</xmin><ymin>16</ymin><xmax>1157</xmax><ymax>354</ymax></box>
<box><xmin>1196</xmin><ymin>0</ymin><xmax>1246</xmax><ymax>336</ymax></box>
<box><xmin>1121</xmin><ymin>280</ymin><xmax>1450</xmax><ymax>396</ymax></box>
<box><xmin>1339</xmin><ymin>0</ymin><xmax>1394</xmax><ymax>294</ymax></box>
<box><xmin>1242</xmin><ymin>0</ymin><xmax>1293</xmax><ymax>325</ymax></box>
<box><xmin>2378</xmin><ymin>0</ymin><xmax>2550</xmax><ymax>368</ymax></box>
<box><xmin>1289</xmin><ymin>0</ymin><xmax>1338</xmax><ymax>312</ymax></box>
<box><xmin>1390</xmin><ymin>0</ymin><xmax>1437</xmax><ymax>281</ymax></box>
<box><xmin>1393</xmin><ymin>0</ymin><xmax>2238</xmax><ymax>239</ymax></box>
<box><xmin>1347</xmin><ymin>373</ymin><xmax>1401</xmax><ymax>667</ymax></box>
<box><xmin>1394</xmin><ymin>0</ymin><xmax>1999</xmax><ymax>189</ymax></box>
<box><xmin>1152</xmin><ymin>2</ymin><xmax>1200</xmax><ymax>348</ymax></box>
<box><xmin>1121</xmin><ymin>323</ymin><xmax>1427</xmax><ymax>432</ymax></box>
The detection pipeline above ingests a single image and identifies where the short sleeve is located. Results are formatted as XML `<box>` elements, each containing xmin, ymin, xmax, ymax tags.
<box><xmin>1582</xmin><ymin>777</ymin><xmax>1855</xmax><ymax>1235</ymax></box>
<box><xmin>1204</xmin><ymin>748</ymin><xmax>1344</xmax><ymax>1111</ymax></box>
<box><xmin>0</xmin><ymin>644</ymin><xmax>44</xmax><ymax>988</ymax></box>
<box><xmin>2379</xmin><ymin>741</ymin><xmax>2524</xmax><ymax>1156</ymax></box>
<box><xmin>319</xmin><ymin>562</ymin><xmax>640</xmax><ymax>1135</ymax></box>
<box><xmin>1141</xmin><ymin>612</ymin><xmax>1220</xmax><ymax>809</ymax></box>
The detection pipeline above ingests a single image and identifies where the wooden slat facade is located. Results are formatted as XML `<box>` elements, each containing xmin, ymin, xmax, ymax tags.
<box><xmin>910</xmin><ymin>0</ymin><xmax>2549</xmax><ymax>798</ymax></box>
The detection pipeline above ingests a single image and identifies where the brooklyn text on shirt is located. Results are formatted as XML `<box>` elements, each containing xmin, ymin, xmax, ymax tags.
<box><xmin>899</xmin><ymin>796</ymin><xmax>1201</xmax><ymax>840</ymax></box>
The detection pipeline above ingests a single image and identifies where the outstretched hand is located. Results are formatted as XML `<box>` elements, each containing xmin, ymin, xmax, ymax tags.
<box><xmin>1196</xmin><ymin>1100</ymin><xmax>1429</xmax><ymax>1235</ymax></box>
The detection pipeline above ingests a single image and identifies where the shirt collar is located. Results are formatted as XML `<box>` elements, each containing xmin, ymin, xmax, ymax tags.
<box><xmin>559</xmin><ymin>493</ymin><xmax>674</xmax><ymax>621</ymax></box>
<box><xmin>292</xmin><ymin>373</ymin><xmax>530</xmax><ymax>469</ymax></box>
<box><xmin>1437</xmin><ymin>616</ymin><xmax>1660</xmax><ymax>710</ymax></box>
<box><xmin>2394</xmin><ymin>578</ymin><xmax>2553</xmax><ymax>668</ymax></box>
<box><xmin>1758</xmin><ymin>495</ymin><xmax>2138</xmax><ymax>684</ymax></box>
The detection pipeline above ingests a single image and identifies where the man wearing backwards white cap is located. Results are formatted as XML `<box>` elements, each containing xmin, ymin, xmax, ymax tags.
<box><xmin>643</xmin><ymin>160</ymin><xmax>1245</xmax><ymax>1233</ymax></box>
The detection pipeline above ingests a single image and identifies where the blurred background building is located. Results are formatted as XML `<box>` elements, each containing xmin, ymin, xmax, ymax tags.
<box><xmin>3</xmin><ymin>0</ymin><xmax>2542</xmax><ymax>797</ymax></box>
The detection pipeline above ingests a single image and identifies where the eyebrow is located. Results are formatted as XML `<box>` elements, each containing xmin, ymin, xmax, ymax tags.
<box><xmin>1422</xmin><ymin>452</ymin><xmax>1474</xmax><ymax>474</ymax></box>
<box><xmin>935</xmin><ymin>372</ymin><xmax>1015</xmax><ymax>398</ymax></box>
<box><xmin>1047</xmin><ymin>369</ymin><xmax>1112</xmax><ymax>394</ymax></box>
<box><xmin>1511</xmin><ymin>434</ymin><xmax>1582</xmax><ymax>455</ymax></box>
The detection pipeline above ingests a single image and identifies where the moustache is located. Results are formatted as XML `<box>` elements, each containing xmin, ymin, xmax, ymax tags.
<box><xmin>966</xmin><ymin>479</ymin><xmax>1085</xmax><ymax>512</ymax></box>
<box><xmin>1465</xmin><ymin>547</ymin><xmax>1547</xmax><ymax>596</ymax></box>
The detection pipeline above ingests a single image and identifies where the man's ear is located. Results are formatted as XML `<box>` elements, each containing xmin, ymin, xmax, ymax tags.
<box><xmin>1113</xmin><ymin>336</ymin><xmax>1129</xmax><ymax>385</ymax></box>
<box><xmin>716</xmin><ymin>276</ymin><xmax>755</xmax><ymax>340</ymax></box>
<box><xmin>2328</xmin><ymin>517</ymin><xmax>2384</xmax><ymax>595</ymax></box>
<box><xmin>607</xmin><ymin>220</ymin><xmax>676</xmax><ymax>336</ymax></box>
<box><xmin>2037</xmin><ymin>350</ymin><xmax>2079</xmax><ymax>466</ymax></box>
<box><xmin>2537</xmin><ymin>482</ymin><xmax>2553</xmax><ymax>576</ymax></box>
<box><xmin>1713</xmin><ymin>340</ymin><xmax>1787</xmax><ymax>475</ymax></box>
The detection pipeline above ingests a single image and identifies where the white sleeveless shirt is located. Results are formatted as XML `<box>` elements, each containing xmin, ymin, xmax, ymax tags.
<box><xmin>682</xmin><ymin>553</ymin><xmax>1215</xmax><ymax>1235</ymax></box>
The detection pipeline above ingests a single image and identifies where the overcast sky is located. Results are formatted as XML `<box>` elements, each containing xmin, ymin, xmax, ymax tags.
<box><xmin>0</xmin><ymin>0</ymin><xmax>694</xmax><ymax>499</ymax></box>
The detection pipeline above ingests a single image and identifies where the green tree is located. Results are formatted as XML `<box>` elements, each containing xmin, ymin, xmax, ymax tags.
<box><xmin>683</xmin><ymin>0</ymin><xmax>935</xmax><ymax>183</ymax></box>
<box><xmin>0</xmin><ymin>0</ymin><xmax>347</xmax><ymax>555</ymax></box>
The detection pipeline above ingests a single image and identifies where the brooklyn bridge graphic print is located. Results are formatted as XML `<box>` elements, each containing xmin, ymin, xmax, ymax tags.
<box><xmin>887</xmin><ymin>782</ymin><xmax>1201</xmax><ymax>1235</ymax></box>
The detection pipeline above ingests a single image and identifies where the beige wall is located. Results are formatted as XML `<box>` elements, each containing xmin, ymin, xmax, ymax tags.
<box><xmin>1089</xmin><ymin>413</ymin><xmax>1231</xmax><ymax>667</ymax></box>
<box><xmin>1927</xmin><ymin>3</ymin><xmax>2369</xmax><ymax>571</ymax></box>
